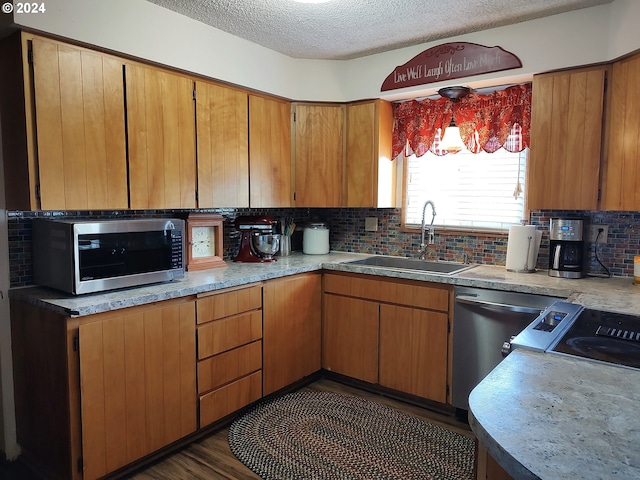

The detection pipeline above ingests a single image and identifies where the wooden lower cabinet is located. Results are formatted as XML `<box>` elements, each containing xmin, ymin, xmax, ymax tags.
<box><xmin>379</xmin><ymin>305</ymin><xmax>448</xmax><ymax>403</ymax></box>
<box><xmin>322</xmin><ymin>294</ymin><xmax>379</xmax><ymax>383</ymax></box>
<box><xmin>11</xmin><ymin>273</ymin><xmax>452</xmax><ymax>480</ymax></box>
<box><xmin>196</xmin><ymin>284</ymin><xmax>264</xmax><ymax>428</ymax></box>
<box><xmin>476</xmin><ymin>442</ymin><xmax>513</xmax><ymax>480</ymax></box>
<box><xmin>10</xmin><ymin>300</ymin><xmax>78</xmax><ymax>480</ymax></box>
<box><xmin>79</xmin><ymin>300</ymin><xmax>197</xmax><ymax>480</ymax></box>
<box><xmin>322</xmin><ymin>273</ymin><xmax>451</xmax><ymax>403</ymax></box>
<box><xmin>10</xmin><ymin>297</ymin><xmax>197</xmax><ymax>480</ymax></box>
<box><xmin>262</xmin><ymin>273</ymin><xmax>322</xmax><ymax>395</ymax></box>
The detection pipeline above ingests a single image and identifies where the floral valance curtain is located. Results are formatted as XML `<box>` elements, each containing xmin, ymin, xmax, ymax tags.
<box><xmin>391</xmin><ymin>83</ymin><xmax>532</xmax><ymax>159</ymax></box>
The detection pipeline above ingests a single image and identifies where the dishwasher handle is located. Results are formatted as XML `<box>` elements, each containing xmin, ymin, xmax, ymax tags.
<box><xmin>455</xmin><ymin>295</ymin><xmax>543</xmax><ymax>315</ymax></box>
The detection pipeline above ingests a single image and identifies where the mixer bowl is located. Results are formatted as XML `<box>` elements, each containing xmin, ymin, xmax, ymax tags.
<box><xmin>252</xmin><ymin>233</ymin><xmax>281</xmax><ymax>260</ymax></box>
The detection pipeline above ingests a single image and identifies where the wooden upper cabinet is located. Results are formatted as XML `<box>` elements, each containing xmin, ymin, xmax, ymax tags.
<box><xmin>345</xmin><ymin>100</ymin><xmax>396</xmax><ymax>208</ymax></box>
<box><xmin>196</xmin><ymin>81</ymin><xmax>249</xmax><ymax>208</ymax></box>
<box><xmin>293</xmin><ymin>103</ymin><xmax>344</xmax><ymax>207</ymax></box>
<box><xmin>0</xmin><ymin>33</ymin><xmax>128</xmax><ymax>210</ymax></box>
<box><xmin>527</xmin><ymin>66</ymin><xmax>606</xmax><ymax>211</ymax></box>
<box><xmin>601</xmin><ymin>53</ymin><xmax>640</xmax><ymax>210</ymax></box>
<box><xmin>249</xmin><ymin>95</ymin><xmax>292</xmax><ymax>207</ymax></box>
<box><xmin>125</xmin><ymin>64</ymin><xmax>197</xmax><ymax>209</ymax></box>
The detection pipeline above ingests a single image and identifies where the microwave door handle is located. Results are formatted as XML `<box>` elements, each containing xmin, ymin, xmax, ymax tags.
<box><xmin>552</xmin><ymin>244</ymin><xmax>562</xmax><ymax>269</ymax></box>
<box><xmin>455</xmin><ymin>296</ymin><xmax>542</xmax><ymax>315</ymax></box>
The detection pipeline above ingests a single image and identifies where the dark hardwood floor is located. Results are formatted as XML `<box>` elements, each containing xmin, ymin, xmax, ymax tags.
<box><xmin>0</xmin><ymin>458</ymin><xmax>38</xmax><ymax>480</ymax></box>
<box><xmin>1</xmin><ymin>379</ymin><xmax>473</xmax><ymax>480</ymax></box>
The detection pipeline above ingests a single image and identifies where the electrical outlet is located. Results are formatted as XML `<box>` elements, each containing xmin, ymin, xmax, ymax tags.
<box><xmin>587</xmin><ymin>224</ymin><xmax>608</xmax><ymax>243</ymax></box>
<box><xmin>364</xmin><ymin>217</ymin><xmax>378</xmax><ymax>232</ymax></box>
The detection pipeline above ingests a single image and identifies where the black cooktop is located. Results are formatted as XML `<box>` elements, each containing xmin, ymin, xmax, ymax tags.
<box><xmin>552</xmin><ymin>308</ymin><xmax>640</xmax><ymax>369</ymax></box>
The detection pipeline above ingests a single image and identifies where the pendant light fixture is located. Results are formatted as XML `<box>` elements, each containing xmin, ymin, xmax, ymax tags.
<box><xmin>438</xmin><ymin>86</ymin><xmax>471</xmax><ymax>154</ymax></box>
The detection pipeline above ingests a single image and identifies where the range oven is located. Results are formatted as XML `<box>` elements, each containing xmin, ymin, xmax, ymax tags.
<box><xmin>507</xmin><ymin>301</ymin><xmax>640</xmax><ymax>370</ymax></box>
<box><xmin>33</xmin><ymin>218</ymin><xmax>185</xmax><ymax>295</ymax></box>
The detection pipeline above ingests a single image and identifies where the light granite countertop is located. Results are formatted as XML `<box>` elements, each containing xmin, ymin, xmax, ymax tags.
<box><xmin>9</xmin><ymin>251</ymin><xmax>640</xmax><ymax>317</ymax></box>
<box><xmin>469</xmin><ymin>350</ymin><xmax>640</xmax><ymax>480</ymax></box>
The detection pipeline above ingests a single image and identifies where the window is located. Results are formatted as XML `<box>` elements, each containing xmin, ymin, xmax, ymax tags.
<box><xmin>404</xmin><ymin>145</ymin><xmax>528</xmax><ymax>233</ymax></box>
<box><xmin>394</xmin><ymin>84</ymin><xmax>532</xmax><ymax>233</ymax></box>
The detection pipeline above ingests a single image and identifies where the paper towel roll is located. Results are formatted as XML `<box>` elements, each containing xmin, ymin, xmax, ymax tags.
<box><xmin>506</xmin><ymin>225</ymin><xmax>542</xmax><ymax>272</ymax></box>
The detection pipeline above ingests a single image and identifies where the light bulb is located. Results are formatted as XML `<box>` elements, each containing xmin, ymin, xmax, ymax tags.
<box><xmin>440</xmin><ymin>125</ymin><xmax>466</xmax><ymax>154</ymax></box>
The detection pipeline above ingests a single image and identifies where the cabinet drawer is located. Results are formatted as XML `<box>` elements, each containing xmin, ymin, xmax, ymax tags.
<box><xmin>197</xmin><ymin>310</ymin><xmax>262</xmax><ymax>359</ymax></box>
<box><xmin>324</xmin><ymin>273</ymin><xmax>383</xmax><ymax>299</ymax></box>
<box><xmin>377</xmin><ymin>280</ymin><xmax>449</xmax><ymax>312</ymax></box>
<box><xmin>196</xmin><ymin>285</ymin><xmax>262</xmax><ymax>325</ymax></box>
<box><xmin>324</xmin><ymin>273</ymin><xmax>450</xmax><ymax>312</ymax></box>
<box><xmin>199</xmin><ymin>371</ymin><xmax>262</xmax><ymax>427</ymax></box>
<box><xmin>198</xmin><ymin>340</ymin><xmax>262</xmax><ymax>394</ymax></box>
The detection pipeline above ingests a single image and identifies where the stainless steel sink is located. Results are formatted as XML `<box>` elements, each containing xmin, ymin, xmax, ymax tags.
<box><xmin>345</xmin><ymin>256</ymin><xmax>475</xmax><ymax>275</ymax></box>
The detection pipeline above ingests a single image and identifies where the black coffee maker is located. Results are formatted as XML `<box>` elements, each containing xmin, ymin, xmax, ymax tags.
<box><xmin>548</xmin><ymin>218</ymin><xmax>585</xmax><ymax>278</ymax></box>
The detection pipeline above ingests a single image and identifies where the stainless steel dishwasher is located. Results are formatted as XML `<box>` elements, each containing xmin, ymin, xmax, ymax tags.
<box><xmin>451</xmin><ymin>286</ymin><xmax>559</xmax><ymax>411</ymax></box>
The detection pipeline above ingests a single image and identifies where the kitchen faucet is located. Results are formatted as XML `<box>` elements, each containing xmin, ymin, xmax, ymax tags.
<box><xmin>418</xmin><ymin>200</ymin><xmax>436</xmax><ymax>260</ymax></box>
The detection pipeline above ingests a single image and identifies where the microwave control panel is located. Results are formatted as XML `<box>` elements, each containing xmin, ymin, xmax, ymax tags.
<box><xmin>171</xmin><ymin>229</ymin><xmax>184</xmax><ymax>269</ymax></box>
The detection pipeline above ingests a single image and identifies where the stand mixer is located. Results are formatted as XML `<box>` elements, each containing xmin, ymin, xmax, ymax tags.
<box><xmin>234</xmin><ymin>216</ymin><xmax>281</xmax><ymax>262</ymax></box>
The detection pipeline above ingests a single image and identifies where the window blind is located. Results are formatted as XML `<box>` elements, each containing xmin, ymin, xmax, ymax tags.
<box><xmin>405</xmin><ymin>148</ymin><xmax>527</xmax><ymax>232</ymax></box>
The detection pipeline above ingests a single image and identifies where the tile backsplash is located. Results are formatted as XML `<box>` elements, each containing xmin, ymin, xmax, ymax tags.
<box><xmin>7</xmin><ymin>208</ymin><xmax>640</xmax><ymax>288</ymax></box>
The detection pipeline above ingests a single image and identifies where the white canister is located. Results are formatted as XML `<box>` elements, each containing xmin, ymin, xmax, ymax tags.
<box><xmin>303</xmin><ymin>222</ymin><xmax>330</xmax><ymax>254</ymax></box>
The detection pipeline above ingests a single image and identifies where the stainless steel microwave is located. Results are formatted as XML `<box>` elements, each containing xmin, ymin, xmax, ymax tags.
<box><xmin>32</xmin><ymin>218</ymin><xmax>185</xmax><ymax>295</ymax></box>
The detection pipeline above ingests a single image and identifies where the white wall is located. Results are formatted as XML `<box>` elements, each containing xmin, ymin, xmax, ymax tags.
<box><xmin>6</xmin><ymin>0</ymin><xmax>639</xmax><ymax>102</ymax></box>
<box><xmin>606</xmin><ymin>0</ymin><xmax>640</xmax><ymax>60</ymax></box>
<box><xmin>348</xmin><ymin>1</ymin><xmax>617</xmax><ymax>101</ymax></box>
<box><xmin>7</xmin><ymin>0</ymin><xmax>346</xmax><ymax>101</ymax></box>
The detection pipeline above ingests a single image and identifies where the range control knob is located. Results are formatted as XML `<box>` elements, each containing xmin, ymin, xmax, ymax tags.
<box><xmin>501</xmin><ymin>336</ymin><xmax>516</xmax><ymax>358</ymax></box>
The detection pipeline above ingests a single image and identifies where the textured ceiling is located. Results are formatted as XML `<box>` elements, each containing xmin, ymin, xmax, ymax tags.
<box><xmin>145</xmin><ymin>0</ymin><xmax>612</xmax><ymax>60</ymax></box>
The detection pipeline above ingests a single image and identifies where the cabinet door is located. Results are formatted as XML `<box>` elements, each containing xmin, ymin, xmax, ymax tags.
<box><xmin>249</xmin><ymin>95</ymin><xmax>292</xmax><ymax>207</ymax></box>
<box><xmin>322</xmin><ymin>293</ymin><xmax>379</xmax><ymax>383</ymax></box>
<box><xmin>32</xmin><ymin>37</ymin><xmax>128</xmax><ymax>210</ymax></box>
<box><xmin>293</xmin><ymin>103</ymin><xmax>344</xmax><ymax>207</ymax></box>
<box><xmin>125</xmin><ymin>63</ymin><xmax>196</xmax><ymax>209</ymax></box>
<box><xmin>196</xmin><ymin>80</ymin><xmax>249</xmax><ymax>207</ymax></box>
<box><xmin>345</xmin><ymin>100</ymin><xmax>396</xmax><ymax>207</ymax></box>
<box><xmin>527</xmin><ymin>67</ymin><xmax>606</xmax><ymax>210</ymax></box>
<box><xmin>602</xmin><ymin>53</ymin><xmax>640</xmax><ymax>210</ymax></box>
<box><xmin>263</xmin><ymin>273</ymin><xmax>322</xmax><ymax>395</ymax></box>
<box><xmin>79</xmin><ymin>301</ymin><xmax>196</xmax><ymax>480</ymax></box>
<box><xmin>9</xmin><ymin>300</ymin><xmax>77</xmax><ymax>480</ymax></box>
<box><xmin>379</xmin><ymin>304</ymin><xmax>448</xmax><ymax>403</ymax></box>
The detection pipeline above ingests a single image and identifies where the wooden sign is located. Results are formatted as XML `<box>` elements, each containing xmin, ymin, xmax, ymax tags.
<box><xmin>381</xmin><ymin>42</ymin><xmax>522</xmax><ymax>92</ymax></box>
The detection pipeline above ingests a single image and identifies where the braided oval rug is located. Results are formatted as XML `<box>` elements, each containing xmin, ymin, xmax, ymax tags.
<box><xmin>228</xmin><ymin>391</ymin><xmax>475</xmax><ymax>480</ymax></box>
